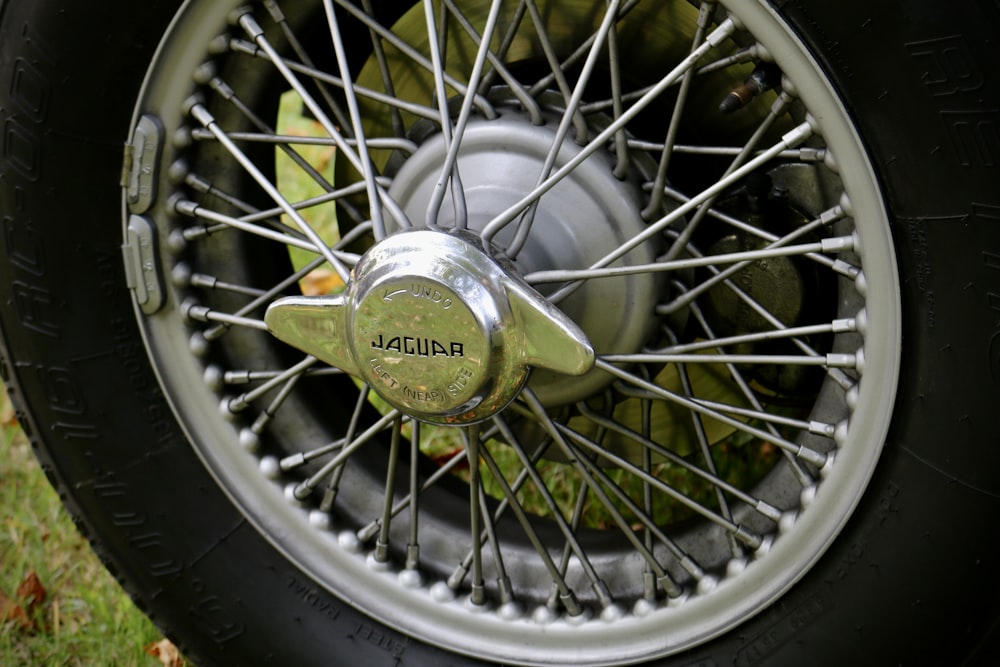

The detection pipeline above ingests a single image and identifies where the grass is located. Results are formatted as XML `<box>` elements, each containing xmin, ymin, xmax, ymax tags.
<box><xmin>0</xmin><ymin>386</ymin><xmax>178</xmax><ymax>667</ymax></box>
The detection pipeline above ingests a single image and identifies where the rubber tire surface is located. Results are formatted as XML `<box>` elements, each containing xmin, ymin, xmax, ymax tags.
<box><xmin>0</xmin><ymin>1</ymin><xmax>998</xmax><ymax>665</ymax></box>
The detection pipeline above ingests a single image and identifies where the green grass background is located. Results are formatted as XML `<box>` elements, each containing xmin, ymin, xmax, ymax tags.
<box><xmin>0</xmin><ymin>386</ymin><xmax>176</xmax><ymax>666</ymax></box>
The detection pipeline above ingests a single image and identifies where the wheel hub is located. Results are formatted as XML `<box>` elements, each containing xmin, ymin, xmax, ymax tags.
<box><xmin>385</xmin><ymin>107</ymin><xmax>662</xmax><ymax>406</ymax></box>
<box><xmin>265</xmin><ymin>229</ymin><xmax>594</xmax><ymax>424</ymax></box>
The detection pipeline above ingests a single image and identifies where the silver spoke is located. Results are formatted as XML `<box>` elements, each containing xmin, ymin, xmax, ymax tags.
<box><xmin>223</xmin><ymin>355</ymin><xmax>319</xmax><ymax>413</ymax></box>
<box><xmin>183</xmin><ymin>302</ymin><xmax>269</xmax><ymax>332</ymax></box>
<box><xmin>191</xmin><ymin>128</ymin><xmax>418</xmax><ymax>154</ymax></box>
<box><xmin>372</xmin><ymin>415</ymin><xmax>404</xmax><ymax>564</ymax></box>
<box><xmin>281</xmin><ymin>385</ymin><xmax>374</xmax><ymax>472</ymax></box>
<box><xmin>262</xmin><ymin>0</ymin><xmax>353</xmax><ymax>131</ymax></box>
<box><xmin>500</xmin><ymin>397</ymin><xmax>617</xmax><ymax>613</ymax></box>
<box><xmin>594</xmin><ymin>359</ymin><xmax>829</xmax><ymax>468</ymax></box>
<box><xmin>630</xmin><ymin>140</ymin><xmax>827</xmax><ymax>162</ymax></box>
<box><xmin>662</xmin><ymin>318</ymin><xmax>857</xmax><ymax>354</ymax></box>
<box><xmin>668</xmin><ymin>243</ymin><xmax>859</xmax><ymax>392</ymax></box>
<box><xmin>293</xmin><ymin>408</ymin><xmax>403</xmax><ymax>499</ymax></box>
<box><xmin>441</xmin><ymin>0</ymin><xmax>542</xmax><ymax>123</ymax></box>
<box><xmin>421</xmin><ymin>0</ymin><xmax>497</xmax><ymax>229</ymax></box>
<box><xmin>234</xmin><ymin>12</ymin><xmax>412</xmax><ymax>236</ymax></box>
<box><xmin>405</xmin><ymin>422</ymin><xmax>422</xmax><ymax>573</ymax></box>
<box><xmin>323</xmin><ymin>0</ymin><xmax>388</xmax><ymax>238</ymax></box>
<box><xmin>572</xmin><ymin>402</ymin><xmax>784</xmax><ymax>523</ymax></box>
<box><xmin>683</xmin><ymin>302</ymin><xmax>816</xmax><ymax>487</ymax></box>
<box><xmin>502</xmin><ymin>0</ymin><xmax>622</xmax><ymax>257</ymax></box>
<box><xmin>216</xmin><ymin>366</ymin><xmax>345</xmax><ymax>385</ymax></box>
<box><xmin>601</xmin><ymin>351</ymin><xmax>856</xmax><ymax>368</ymax></box>
<box><xmin>478</xmin><ymin>442</ymin><xmax>584</xmax><ymax>617</ymax></box>
<box><xmin>525</xmin><ymin>235</ymin><xmax>852</xmax><ymax>284</ymax></box>
<box><xmin>187</xmin><ymin>101</ymin><xmax>353</xmax><ymax>281</ymax></box>
<box><xmin>175</xmin><ymin>197</ymin><xmax>332</xmax><ymax>256</ymax></box>
<box><xmin>447</xmin><ymin>427</ymin><xmax>553</xmax><ymax>593</ymax></box>
<box><xmin>189</xmin><ymin>273</ymin><xmax>269</xmax><ymax>298</ymax></box>
<box><xmin>230</xmin><ymin>38</ymin><xmax>444</xmax><ymax>122</ymax></box>
<box><xmin>674</xmin><ymin>360</ymin><xmax>743</xmax><ymax>558</ymax></box>
<box><xmin>356</xmin><ymin>435</ymin><xmax>471</xmax><ymax>543</ymax></box>
<box><xmin>544</xmin><ymin>118</ymin><xmax>813</xmax><ymax>305</ymax></box>
<box><xmin>525</xmin><ymin>0</ymin><xmax>644</xmax><ymax>96</ymax></box>
<box><xmin>204</xmin><ymin>75</ymin><xmax>338</xmax><ymax>201</ymax></box>
<box><xmin>334</xmin><ymin>0</ymin><xmax>497</xmax><ymax>119</ymax></box>
<box><xmin>653</xmin><ymin>198</ymin><xmax>855</xmax><ymax>315</ymax></box>
<box><xmin>523</xmin><ymin>0</ymin><xmax>588</xmax><ymax>143</ymax></box>
<box><xmin>360</xmin><ymin>0</ymin><xmax>406</xmax><ymax>138</ymax></box>
<box><xmin>423</xmin><ymin>0</ymin><xmax>507</xmax><ymax>229</ymax></box>
<box><xmin>481</xmin><ymin>16</ymin><xmax>739</xmax><ymax>246</ymax></box>
<box><xmin>658</xmin><ymin>91</ymin><xmax>797</xmax><ymax>265</ymax></box>
<box><xmin>643</xmin><ymin>1</ymin><xmax>715</xmax><ymax>218</ymax></box>
<box><xmin>542</xmin><ymin>405</ymin><xmax>766</xmax><ymax>550</ymax></box>
<box><xmin>464</xmin><ymin>424</ymin><xmax>487</xmax><ymax>605</ymax></box>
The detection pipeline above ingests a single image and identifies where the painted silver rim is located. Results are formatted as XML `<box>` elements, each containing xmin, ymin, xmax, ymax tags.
<box><xmin>126</xmin><ymin>1</ymin><xmax>901</xmax><ymax>664</ymax></box>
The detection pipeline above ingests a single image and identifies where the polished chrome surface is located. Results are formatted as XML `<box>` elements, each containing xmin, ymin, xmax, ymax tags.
<box><xmin>267</xmin><ymin>229</ymin><xmax>594</xmax><ymax>424</ymax></box>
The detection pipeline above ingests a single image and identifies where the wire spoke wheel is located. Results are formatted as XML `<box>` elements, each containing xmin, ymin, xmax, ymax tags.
<box><xmin>123</xmin><ymin>0</ymin><xmax>900</xmax><ymax>664</ymax></box>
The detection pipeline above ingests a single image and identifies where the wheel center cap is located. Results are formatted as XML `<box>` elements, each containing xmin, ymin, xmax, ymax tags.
<box><xmin>265</xmin><ymin>229</ymin><xmax>594</xmax><ymax>424</ymax></box>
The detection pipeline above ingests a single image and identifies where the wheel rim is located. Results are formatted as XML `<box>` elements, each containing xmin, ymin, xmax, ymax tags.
<box><xmin>126</xmin><ymin>1</ymin><xmax>901</xmax><ymax>664</ymax></box>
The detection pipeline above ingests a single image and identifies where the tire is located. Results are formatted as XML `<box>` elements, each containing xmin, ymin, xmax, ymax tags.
<box><xmin>1</xmin><ymin>1</ymin><xmax>998</xmax><ymax>665</ymax></box>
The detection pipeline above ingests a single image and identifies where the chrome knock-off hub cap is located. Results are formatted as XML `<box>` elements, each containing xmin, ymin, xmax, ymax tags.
<box><xmin>266</xmin><ymin>229</ymin><xmax>594</xmax><ymax>424</ymax></box>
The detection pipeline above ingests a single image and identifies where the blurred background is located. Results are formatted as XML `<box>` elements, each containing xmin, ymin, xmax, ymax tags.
<box><xmin>1</xmin><ymin>385</ymin><xmax>183</xmax><ymax>666</ymax></box>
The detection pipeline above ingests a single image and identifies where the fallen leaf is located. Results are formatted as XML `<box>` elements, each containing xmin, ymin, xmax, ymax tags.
<box><xmin>0</xmin><ymin>587</ymin><xmax>33</xmax><ymax>631</ymax></box>
<box><xmin>1</xmin><ymin>570</ymin><xmax>46</xmax><ymax>632</ymax></box>
<box><xmin>1</xmin><ymin>392</ymin><xmax>18</xmax><ymax>427</ymax></box>
<box><xmin>16</xmin><ymin>570</ymin><xmax>46</xmax><ymax>609</ymax></box>
<box><xmin>301</xmin><ymin>269</ymin><xmax>345</xmax><ymax>296</ymax></box>
<box><xmin>430</xmin><ymin>448</ymin><xmax>470</xmax><ymax>471</ymax></box>
<box><xmin>145</xmin><ymin>638</ymin><xmax>185</xmax><ymax>667</ymax></box>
